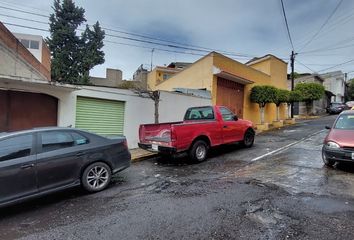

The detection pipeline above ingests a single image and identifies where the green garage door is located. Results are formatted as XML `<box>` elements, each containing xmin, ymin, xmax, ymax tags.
<box><xmin>75</xmin><ymin>97</ymin><xmax>125</xmax><ymax>135</ymax></box>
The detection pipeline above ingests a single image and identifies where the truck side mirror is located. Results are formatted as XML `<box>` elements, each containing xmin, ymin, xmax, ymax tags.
<box><xmin>325</xmin><ymin>125</ymin><xmax>331</xmax><ymax>129</ymax></box>
<box><xmin>233</xmin><ymin>115</ymin><xmax>238</xmax><ymax>121</ymax></box>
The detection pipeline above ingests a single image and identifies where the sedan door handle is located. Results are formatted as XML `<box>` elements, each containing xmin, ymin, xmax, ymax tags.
<box><xmin>76</xmin><ymin>152</ymin><xmax>84</xmax><ymax>157</ymax></box>
<box><xmin>21</xmin><ymin>163</ymin><xmax>34</xmax><ymax>169</ymax></box>
<box><xmin>223</xmin><ymin>125</ymin><xmax>228</xmax><ymax>128</ymax></box>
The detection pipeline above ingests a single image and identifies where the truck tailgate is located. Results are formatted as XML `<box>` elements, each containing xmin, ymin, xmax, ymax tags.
<box><xmin>139</xmin><ymin>122</ymin><xmax>181</xmax><ymax>143</ymax></box>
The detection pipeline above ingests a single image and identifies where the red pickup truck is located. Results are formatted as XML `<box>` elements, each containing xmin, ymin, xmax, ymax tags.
<box><xmin>138</xmin><ymin>105</ymin><xmax>255</xmax><ymax>162</ymax></box>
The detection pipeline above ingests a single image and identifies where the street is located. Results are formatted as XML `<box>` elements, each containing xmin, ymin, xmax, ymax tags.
<box><xmin>2</xmin><ymin>115</ymin><xmax>354</xmax><ymax>240</ymax></box>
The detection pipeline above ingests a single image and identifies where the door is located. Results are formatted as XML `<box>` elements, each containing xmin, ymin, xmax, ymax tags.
<box><xmin>216</xmin><ymin>78</ymin><xmax>245</xmax><ymax>118</ymax></box>
<box><xmin>0</xmin><ymin>90</ymin><xmax>58</xmax><ymax>132</ymax></box>
<box><xmin>219</xmin><ymin>107</ymin><xmax>243</xmax><ymax>143</ymax></box>
<box><xmin>0</xmin><ymin>134</ymin><xmax>37</xmax><ymax>204</ymax></box>
<box><xmin>36</xmin><ymin>131</ymin><xmax>87</xmax><ymax>191</ymax></box>
<box><xmin>76</xmin><ymin>97</ymin><xmax>125</xmax><ymax>136</ymax></box>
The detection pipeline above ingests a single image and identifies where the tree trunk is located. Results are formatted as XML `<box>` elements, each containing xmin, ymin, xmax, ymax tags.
<box><xmin>260</xmin><ymin>107</ymin><xmax>265</xmax><ymax>124</ymax></box>
<box><xmin>287</xmin><ymin>103</ymin><xmax>291</xmax><ymax>119</ymax></box>
<box><xmin>153</xmin><ymin>91</ymin><xmax>160</xmax><ymax>124</ymax></box>
<box><xmin>276</xmin><ymin>105</ymin><xmax>280</xmax><ymax>121</ymax></box>
<box><xmin>306</xmin><ymin>101</ymin><xmax>312</xmax><ymax>116</ymax></box>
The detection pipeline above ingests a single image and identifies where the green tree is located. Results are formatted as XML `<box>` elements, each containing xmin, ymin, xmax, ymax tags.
<box><xmin>274</xmin><ymin>89</ymin><xmax>289</xmax><ymax>121</ymax></box>
<box><xmin>287</xmin><ymin>90</ymin><xmax>302</xmax><ymax>118</ymax></box>
<box><xmin>294</xmin><ymin>83</ymin><xmax>325</xmax><ymax>115</ymax></box>
<box><xmin>250</xmin><ymin>85</ymin><xmax>277</xmax><ymax>124</ymax></box>
<box><xmin>47</xmin><ymin>0</ymin><xmax>105</xmax><ymax>84</ymax></box>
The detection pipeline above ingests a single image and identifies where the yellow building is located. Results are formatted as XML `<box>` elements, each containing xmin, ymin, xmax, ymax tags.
<box><xmin>147</xmin><ymin>52</ymin><xmax>288</xmax><ymax>126</ymax></box>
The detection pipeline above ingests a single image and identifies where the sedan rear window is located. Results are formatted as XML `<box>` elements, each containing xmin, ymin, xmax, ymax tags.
<box><xmin>334</xmin><ymin>114</ymin><xmax>354</xmax><ymax>129</ymax></box>
<box><xmin>41</xmin><ymin>131</ymin><xmax>75</xmax><ymax>153</ymax></box>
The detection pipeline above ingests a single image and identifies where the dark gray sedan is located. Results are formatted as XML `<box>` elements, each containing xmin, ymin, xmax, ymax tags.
<box><xmin>0</xmin><ymin>127</ymin><xmax>131</xmax><ymax>207</ymax></box>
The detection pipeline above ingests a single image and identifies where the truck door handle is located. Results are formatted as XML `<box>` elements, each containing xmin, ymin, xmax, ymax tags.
<box><xmin>76</xmin><ymin>152</ymin><xmax>84</xmax><ymax>157</ymax></box>
<box><xmin>21</xmin><ymin>163</ymin><xmax>34</xmax><ymax>169</ymax></box>
<box><xmin>223</xmin><ymin>125</ymin><xmax>228</xmax><ymax>128</ymax></box>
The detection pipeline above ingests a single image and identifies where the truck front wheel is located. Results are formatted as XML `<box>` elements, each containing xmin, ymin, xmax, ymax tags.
<box><xmin>189</xmin><ymin>140</ymin><xmax>209</xmax><ymax>162</ymax></box>
<box><xmin>242</xmin><ymin>129</ymin><xmax>255</xmax><ymax>148</ymax></box>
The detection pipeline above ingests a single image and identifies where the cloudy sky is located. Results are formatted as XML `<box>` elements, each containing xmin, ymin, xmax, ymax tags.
<box><xmin>1</xmin><ymin>0</ymin><xmax>354</xmax><ymax>80</ymax></box>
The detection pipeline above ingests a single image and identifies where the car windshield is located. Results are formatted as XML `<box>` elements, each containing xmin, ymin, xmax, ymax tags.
<box><xmin>334</xmin><ymin>114</ymin><xmax>354</xmax><ymax>130</ymax></box>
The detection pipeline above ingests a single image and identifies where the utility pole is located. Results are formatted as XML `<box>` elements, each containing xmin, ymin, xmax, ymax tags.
<box><xmin>150</xmin><ymin>48</ymin><xmax>155</xmax><ymax>71</ymax></box>
<box><xmin>290</xmin><ymin>50</ymin><xmax>296</xmax><ymax>118</ymax></box>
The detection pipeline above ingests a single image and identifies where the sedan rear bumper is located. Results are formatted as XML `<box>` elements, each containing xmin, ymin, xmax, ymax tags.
<box><xmin>138</xmin><ymin>143</ymin><xmax>177</xmax><ymax>155</ymax></box>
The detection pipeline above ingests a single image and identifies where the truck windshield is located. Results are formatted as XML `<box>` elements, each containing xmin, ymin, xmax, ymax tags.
<box><xmin>334</xmin><ymin>114</ymin><xmax>354</xmax><ymax>130</ymax></box>
<box><xmin>184</xmin><ymin>107</ymin><xmax>214</xmax><ymax>120</ymax></box>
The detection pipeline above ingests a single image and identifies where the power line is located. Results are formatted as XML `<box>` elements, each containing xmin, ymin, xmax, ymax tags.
<box><xmin>318</xmin><ymin>59</ymin><xmax>354</xmax><ymax>72</ymax></box>
<box><xmin>280</xmin><ymin>0</ymin><xmax>294</xmax><ymax>51</ymax></box>
<box><xmin>0</xmin><ymin>13</ymin><xmax>48</xmax><ymax>25</ymax></box>
<box><xmin>0</xmin><ymin>5</ymin><xmax>48</xmax><ymax>18</ymax></box>
<box><xmin>295</xmin><ymin>59</ymin><xmax>316</xmax><ymax>72</ymax></box>
<box><xmin>0</xmin><ymin>4</ymin><xmax>256</xmax><ymax>58</ymax></box>
<box><xmin>299</xmin><ymin>0</ymin><xmax>344</xmax><ymax>51</ymax></box>
<box><xmin>2</xmin><ymin>22</ymin><xmax>253</xmax><ymax>61</ymax></box>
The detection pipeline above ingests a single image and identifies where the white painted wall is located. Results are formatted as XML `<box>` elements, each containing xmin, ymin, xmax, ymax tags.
<box><xmin>0</xmin><ymin>80</ymin><xmax>211</xmax><ymax>148</ymax></box>
<box><xmin>74</xmin><ymin>87</ymin><xmax>211</xmax><ymax>148</ymax></box>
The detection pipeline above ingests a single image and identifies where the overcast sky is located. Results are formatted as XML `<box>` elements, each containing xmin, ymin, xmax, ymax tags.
<box><xmin>1</xmin><ymin>0</ymin><xmax>354</xmax><ymax>80</ymax></box>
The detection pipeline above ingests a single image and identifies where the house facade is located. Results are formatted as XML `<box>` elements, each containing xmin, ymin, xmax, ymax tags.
<box><xmin>287</xmin><ymin>74</ymin><xmax>329</xmax><ymax>115</ymax></box>
<box><xmin>1</xmin><ymin>22</ymin><xmax>211</xmax><ymax>148</ymax></box>
<box><xmin>320</xmin><ymin>71</ymin><xmax>345</xmax><ymax>103</ymax></box>
<box><xmin>148</xmin><ymin>52</ymin><xmax>288</xmax><ymax>125</ymax></box>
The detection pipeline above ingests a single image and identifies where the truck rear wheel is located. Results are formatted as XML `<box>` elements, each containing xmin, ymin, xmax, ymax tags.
<box><xmin>189</xmin><ymin>140</ymin><xmax>208</xmax><ymax>162</ymax></box>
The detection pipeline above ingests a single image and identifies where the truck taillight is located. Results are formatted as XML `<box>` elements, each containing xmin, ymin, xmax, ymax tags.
<box><xmin>171</xmin><ymin>130</ymin><xmax>176</xmax><ymax>141</ymax></box>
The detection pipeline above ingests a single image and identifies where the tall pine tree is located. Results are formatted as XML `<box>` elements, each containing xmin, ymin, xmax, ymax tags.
<box><xmin>47</xmin><ymin>0</ymin><xmax>105</xmax><ymax>84</ymax></box>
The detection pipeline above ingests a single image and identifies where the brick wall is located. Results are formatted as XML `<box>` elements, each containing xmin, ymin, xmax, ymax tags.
<box><xmin>0</xmin><ymin>22</ymin><xmax>50</xmax><ymax>81</ymax></box>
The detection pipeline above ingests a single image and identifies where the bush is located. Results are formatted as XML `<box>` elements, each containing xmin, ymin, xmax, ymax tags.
<box><xmin>250</xmin><ymin>85</ymin><xmax>277</xmax><ymax>107</ymax></box>
<box><xmin>294</xmin><ymin>83</ymin><xmax>324</xmax><ymax>103</ymax></box>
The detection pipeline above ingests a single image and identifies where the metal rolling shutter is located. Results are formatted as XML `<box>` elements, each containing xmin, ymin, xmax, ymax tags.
<box><xmin>75</xmin><ymin>97</ymin><xmax>125</xmax><ymax>135</ymax></box>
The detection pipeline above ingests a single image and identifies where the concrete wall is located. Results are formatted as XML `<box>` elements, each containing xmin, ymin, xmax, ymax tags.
<box><xmin>90</xmin><ymin>68</ymin><xmax>123</xmax><ymax>88</ymax></box>
<box><xmin>0</xmin><ymin>41</ymin><xmax>47</xmax><ymax>81</ymax></box>
<box><xmin>0</xmin><ymin>23</ymin><xmax>50</xmax><ymax>80</ymax></box>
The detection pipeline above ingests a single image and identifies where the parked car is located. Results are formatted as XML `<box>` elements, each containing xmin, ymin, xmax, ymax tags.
<box><xmin>0</xmin><ymin>127</ymin><xmax>131</xmax><ymax>207</ymax></box>
<box><xmin>326</xmin><ymin>102</ymin><xmax>348</xmax><ymax>114</ymax></box>
<box><xmin>322</xmin><ymin>110</ymin><xmax>354</xmax><ymax>167</ymax></box>
<box><xmin>138</xmin><ymin>105</ymin><xmax>255</xmax><ymax>162</ymax></box>
<box><xmin>345</xmin><ymin>101</ymin><xmax>354</xmax><ymax>108</ymax></box>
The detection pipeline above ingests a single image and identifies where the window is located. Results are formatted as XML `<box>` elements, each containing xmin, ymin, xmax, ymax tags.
<box><xmin>184</xmin><ymin>107</ymin><xmax>215</xmax><ymax>120</ymax></box>
<box><xmin>20</xmin><ymin>39</ymin><xmax>30</xmax><ymax>48</ymax></box>
<box><xmin>0</xmin><ymin>135</ymin><xmax>33</xmax><ymax>162</ymax></box>
<box><xmin>30</xmin><ymin>40</ymin><xmax>39</xmax><ymax>49</ymax></box>
<box><xmin>163</xmin><ymin>74</ymin><xmax>169</xmax><ymax>80</ymax></box>
<box><xmin>71</xmin><ymin>132</ymin><xmax>89</xmax><ymax>145</ymax></box>
<box><xmin>334</xmin><ymin>114</ymin><xmax>354</xmax><ymax>130</ymax></box>
<box><xmin>41</xmin><ymin>131</ymin><xmax>75</xmax><ymax>153</ymax></box>
<box><xmin>220</xmin><ymin>107</ymin><xmax>235</xmax><ymax>121</ymax></box>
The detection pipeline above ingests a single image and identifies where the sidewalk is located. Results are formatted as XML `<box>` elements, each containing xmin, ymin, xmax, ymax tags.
<box><xmin>130</xmin><ymin>148</ymin><xmax>157</xmax><ymax>162</ymax></box>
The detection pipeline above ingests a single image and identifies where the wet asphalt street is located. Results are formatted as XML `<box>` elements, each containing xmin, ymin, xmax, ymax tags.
<box><xmin>2</xmin><ymin>115</ymin><xmax>354</xmax><ymax>240</ymax></box>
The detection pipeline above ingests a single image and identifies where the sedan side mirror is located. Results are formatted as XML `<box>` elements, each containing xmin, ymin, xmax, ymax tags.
<box><xmin>233</xmin><ymin>115</ymin><xmax>238</xmax><ymax>121</ymax></box>
<box><xmin>325</xmin><ymin>125</ymin><xmax>331</xmax><ymax>129</ymax></box>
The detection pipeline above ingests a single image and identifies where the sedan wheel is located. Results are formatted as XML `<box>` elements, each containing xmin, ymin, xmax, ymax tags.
<box><xmin>82</xmin><ymin>162</ymin><xmax>112</xmax><ymax>192</ymax></box>
<box><xmin>322</xmin><ymin>147</ymin><xmax>335</xmax><ymax>167</ymax></box>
